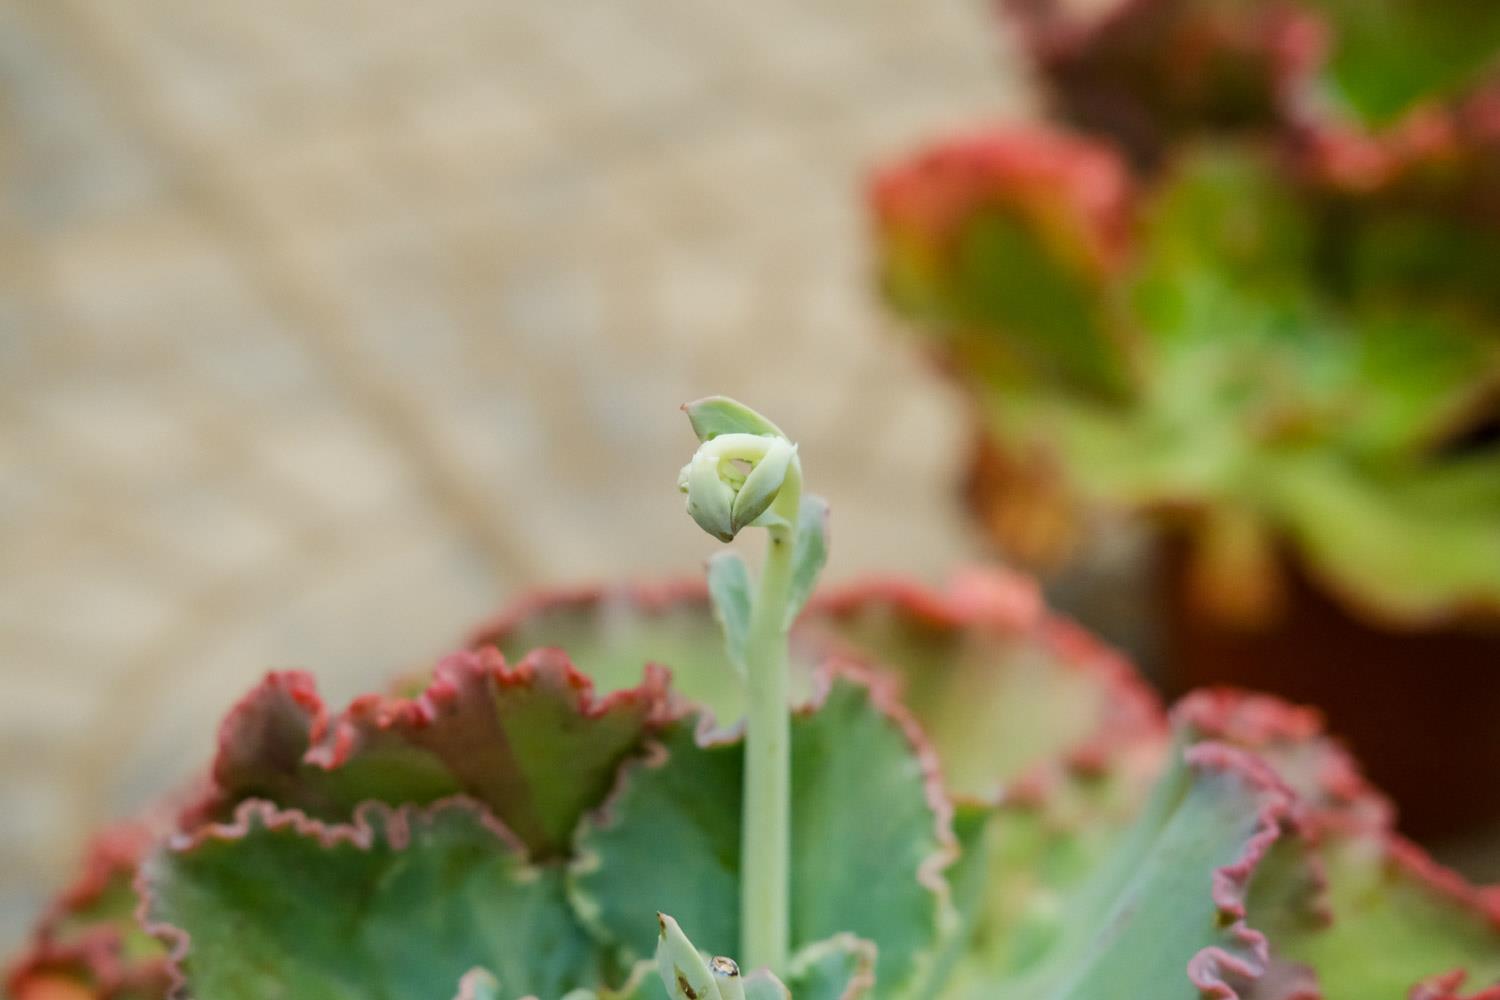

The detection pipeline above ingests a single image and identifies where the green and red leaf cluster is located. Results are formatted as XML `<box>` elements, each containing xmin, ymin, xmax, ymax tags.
<box><xmin>9</xmin><ymin>572</ymin><xmax>1500</xmax><ymax>998</ymax></box>
<box><xmin>872</xmin><ymin>0</ymin><xmax>1500</xmax><ymax>624</ymax></box>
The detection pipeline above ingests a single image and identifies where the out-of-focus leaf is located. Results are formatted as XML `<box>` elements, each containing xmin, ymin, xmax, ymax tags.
<box><xmin>871</xmin><ymin>128</ymin><xmax>1136</xmax><ymax>398</ymax></box>
<box><xmin>475</xmin><ymin>585</ymin><xmax>768</xmax><ymax>727</ymax></box>
<box><xmin>1307</xmin><ymin>0</ymin><xmax>1500</xmax><ymax>125</ymax></box>
<box><xmin>1267</xmin><ymin>451</ymin><xmax>1500</xmax><ymax>623</ymax></box>
<box><xmin>707</xmin><ymin>552</ymin><xmax>752</xmax><ymax>677</ymax></box>
<box><xmin>798</xmin><ymin>571</ymin><xmax>1163</xmax><ymax>801</ymax></box>
<box><xmin>782</xmin><ymin>935</ymin><xmax>877</xmax><ymax>1000</ymax></box>
<box><xmin>951</xmin><ymin>735</ymin><xmax>1298</xmax><ymax>999</ymax></box>
<box><xmin>783</xmin><ymin>496</ymin><xmax>829</xmax><ymax>629</ymax></box>
<box><xmin>1180</xmin><ymin>688</ymin><xmax>1500</xmax><ymax>999</ymax></box>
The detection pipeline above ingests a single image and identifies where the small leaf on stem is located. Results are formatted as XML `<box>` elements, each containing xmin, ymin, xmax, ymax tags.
<box><xmin>707</xmin><ymin>552</ymin><xmax>753</xmax><ymax>677</ymax></box>
<box><xmin>783</xmin><ymin>495</ymin><xmax>830</xmax><ymax>628</ymax></box>
<box><xmin>684</xmin><ymin>397</ymin><xmax>786</xmax><ymax>443</ymax></box>
<box><xmin>657</xmin><ymin>913</ymin><xmax>723</xmax><ymax>1000</ymax></box>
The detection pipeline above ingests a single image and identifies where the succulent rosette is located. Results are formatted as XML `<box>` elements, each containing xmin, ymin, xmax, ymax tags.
<box><xmin>874</xmin><ymin>0</ymin><xmax>1500</xmax><ymax>629</ymax></box>
<box><xmin>8</xmin><ymin>399</ymin><xmax>1500</xmax><ymax>999</ymax></box>
<box><xmin>1006</xmin><ymin>0</ymin><xmax>1500</xmax><ymax>167</ymax></box>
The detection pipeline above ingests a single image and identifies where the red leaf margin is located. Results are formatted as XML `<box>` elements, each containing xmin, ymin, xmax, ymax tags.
<box><xmin>1179</xmin><ymin>689</ymin><xmax>1500</xmax><ymax>998</ymax></box>
<box><xmin>136</xmin><ymin>796</ymin><xmax>529</xmax><ymax>1000</ymax></box>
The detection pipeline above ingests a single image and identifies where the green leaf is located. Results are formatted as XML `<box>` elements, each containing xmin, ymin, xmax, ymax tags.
<box><xmin>795</xmin><ymin>574</ymin><xmax>1162</xmax><ymax>801</ymax></box>
<box><xmin>916</xmin><ymin>802</ymin><xmax>996</xmax><ymax>996</ymax></box>
<box><xmin>683</xmin><ymin>397</ymin><xmax>786</xmax><ymax>443</ymax></box>
<box><xmin>570</xmin><ymin>673</ymin><xmax>951</xmax><ymax>994</ymax></box>
<box><xmin>707</xmin><ymin>552</ymin><xmax>752</xmax><ymax>677</ymax></box>
<box><xmin>739</xmin><ymin>973</ymin><xmax>791</xmax><ymax>1000</ymax></box>
<box><xmin>783</xmin><ymin>935</ymin><xmax>877</xmax><ymax>1000</ymax></box>
<box><xmin>201</xmin><ymin>649</ymin><xmax>665</xmax><ymax>857</ymax></box>
<box><xmin>1267</xmin><ymin>451</ymin><xmax>1500</xmax><ymax>622</ymax></box>
<box><xmin>655</xmin><ymin>913</ymin><xmax>722</xmax><ymax>1000</ymax></box>
<box><xmin>872</xmin><ymin>131</ymin><xmax>1135</xmax><ymax>398</ymax></box>
<box><xmin>950</xmin><ymin>735</ymin><xmax>1295</xmax><ymax>999</ymax></box>
<box><xmin>478</xmin><ymin>586</ymin><xmax>766</xmax><ymax>728</ymax></box>
<box><xmin>1311</xmin><ymin>0</ymin><xmax>1500</xmax><ymax>125</ymax></box>
<box><xmin>782</xmin><ymin>496</ymin><xmax>829</xmax><ymax>629</ymax></box>
<box><xmin>1274</xmin><ymin>833</ymin><xmax>1500</xmax><ymax>1000</ymax></box>
<box><xmin>142</xmin><ymin>800</ymin><xmax>601</xmax><ymax>1000</ymax></box>
<box><xmin>1182</xmin><ymin>688</ymin><xmax>1500</xmax><ymax>999</ymax></box>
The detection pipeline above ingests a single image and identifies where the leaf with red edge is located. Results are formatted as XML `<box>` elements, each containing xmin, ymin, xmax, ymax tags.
<box><xmin>569</xmin><ymin>668</ymin><xmax>955</xmax><ymax>996</ymax></box>
<box><xmin>799</xmin><ymin>570</ymin><xmax>1165</xmax><ymax>803</ymax></box>
<box><xmin>5</xmin><ymin>822</ymin><xmax>170</xmax><ymax>1000</ymax></box>
<box><xmin>141</xmin><ymin>799</ymin><xmax>601</xmax><ymax>1000</ymax></box>
<box><xmin>947</xmin><ymin>735</ymin><xmax>1300</xmax><ymax>999</ymax></box>
<box><xmin>471</xmin><ymin>582</ymin><xmax>762</xmax><ymax>731</ymax></box>
<box><xmin>1003</xmin><ymin>0</ymin><xmax>1319</xmax><ymax>164</ymax></box>
<box><xmin>196</xmin><ymin>647</ymin><xmax>669</xmax><ymax>857</ymax></box>
<box><xmin>1179</xmin><ymin>688</ymin><xmax>1500</xmax><ymax>999</ymax></box>
<box><xmin>869</xmin><ymin>127</ymin><xmax>1137</xmax><ymax>398</ymax></box>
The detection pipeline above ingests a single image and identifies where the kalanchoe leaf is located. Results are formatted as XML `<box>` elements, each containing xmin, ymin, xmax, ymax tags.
<box><xmin>21</xmin><ymin>567</ymin><xmax>1500</xmax><ymax>999</ymax></box>
<box><xmin>1180</xmin><ymin>690</ymin><xmax>1500</xmax><ymax>1000</ymax></box>
<box><xmin>475</xmin><ymin>570</ymin><xmax>1165</xmax><ymax>803</ymax></box>
<box><xmin>781</xmin><ymin>935</ymin><xmax>878</xmax><ymax>1000</ymax></box>
<box><xmin>800</xmin><ymin>570</ymin><xmax>1164</xmax><ymax>802</ymax></box>
<box><xmin>655</xmin><ymin>914</ymin><xmax>722</xmax><ymax>1000</ymax></box>
<box><xmin>4</xmin><ymin>821</ymin><xmax>170</xmax><ymax>1000</ymax></box>
<box><xmin>781</xmin><ymin>496</ymin><xmax>829</xmax><ymax>630</ymax></box>
<box><xmin>951</xmin><ymin>734</ymin><xmax>1298</xmax><ymax>999</ymax></box>
<box><xmin>740</xmin><ymin>972</ymin><xmax>792</xmax><ymax>1000</ymax></box>
<box><xmin>570</xmin><ymin>669</ymin><xmax>954</xmax><ymax>995</ymax></box>
<box><xmin>707</xmin><ymin>552</ymin><xmax>753</xmax><ymax>677</ymax></box>
<box><xmin>192</xmin><ymin>647</ymin><xmax>668</xmax><ymax>858</ymax></box>
<box><xmin>1005</xmin><ymin>0</ymin><xmax>1500</xmax><ymax>150</ymax></box>
<box><xmin>1307</xmin><ymin>0</ymin><xmax>1500</xmax><ymax>127</ymax></box>
<box><xmin>471</xmin><ymin>581</ymin><xmax>754</xmax><ymax>727</ymax></box>
<box><xmin>873</xmin><ymin>123</ymin><xmax>1500</xmax><ymax>622</ymax></box>
<box><xmin>683</xmin><ymin>398</ymin><xmax>787</xmax><ymax>444</ymax></box>
<box><xmin>142</xmin><ymin>799</ymin><xmax>600</xmax><ymax>1000</ymax></box>
<box><xmin>870</xmin><ymin>128</ymin><xmax>1136</xmax><ymax>399</ymax></box>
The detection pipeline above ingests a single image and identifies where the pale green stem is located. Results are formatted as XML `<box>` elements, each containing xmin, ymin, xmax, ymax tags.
<box><xmin>740</xmin><ymin>469</ymin><xmax>801</xmax><ymax>972</ymax></box>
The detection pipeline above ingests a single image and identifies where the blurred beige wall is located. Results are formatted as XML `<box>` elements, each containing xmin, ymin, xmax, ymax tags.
<box><xmin>0</xmin><ymin>0</ymin><xmax>1025</xmax><ymax>950</ymax></box>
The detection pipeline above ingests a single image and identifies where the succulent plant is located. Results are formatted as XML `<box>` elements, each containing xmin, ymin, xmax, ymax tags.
<box><xmin>871</xmin><ymin>0</ymin><xmax>1500</xmax><ymax>627</ymax></box>
<box><xmin>8</xmin><ymin>399</ymin><xmax>1500</xmax><ymax>1000</ymax></box>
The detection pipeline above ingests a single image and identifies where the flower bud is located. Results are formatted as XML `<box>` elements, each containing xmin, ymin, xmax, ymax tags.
<box><xmin>681</xmin><ymin>452</ymin><xmax>738</xmax><ymax>543</ymax></box>
<box><xmin>730</xmin><ymin>438</ymin><xmax>795</xmax><ymax>535</ymax></box>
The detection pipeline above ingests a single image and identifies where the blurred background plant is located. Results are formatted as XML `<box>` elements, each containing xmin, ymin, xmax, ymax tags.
<box><xmin>872</xmin><ymin>0</ymin><xmax>1500</xmax><ymax>842</ymax></box>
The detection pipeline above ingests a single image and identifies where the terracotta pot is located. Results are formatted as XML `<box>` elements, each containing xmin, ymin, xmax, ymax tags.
<box><xmin>1157</xmin><ymin>536</ymin><xmax>1500</xmax><ymax>842</ymax></box>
